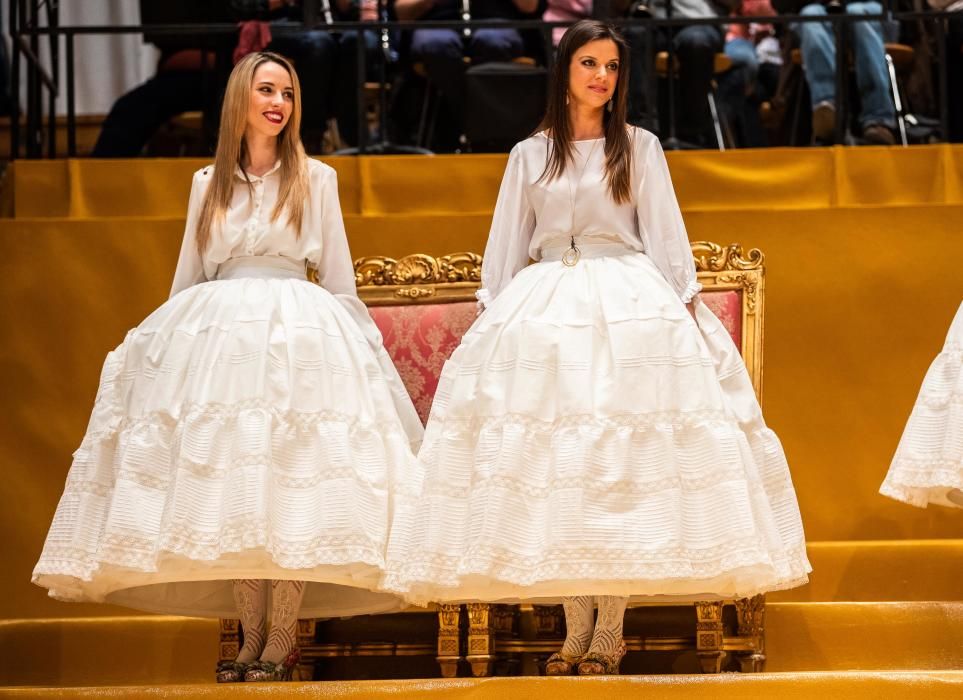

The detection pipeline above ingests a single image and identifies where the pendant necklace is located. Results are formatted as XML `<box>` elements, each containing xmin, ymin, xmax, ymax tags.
<box><xmin>563</xmin><ymin>136</ymin><xmax>602</xmax><ymax>267</ymax></box>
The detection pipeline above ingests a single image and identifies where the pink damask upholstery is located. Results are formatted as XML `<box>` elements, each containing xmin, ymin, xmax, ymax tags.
<box><xmin>369</xmin><ymin>302</ymin><xmax>478</xmax><ymax>423</ymax></box>
<box><xmin>701</xmin><ymin>290</ymin><xmax>742</xmax><ymax>352</ymax></box>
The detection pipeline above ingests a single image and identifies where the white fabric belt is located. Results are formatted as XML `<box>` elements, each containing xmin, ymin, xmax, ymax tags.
<box><xmin>539</xmin><ymin>240</ymin><xmax>638</xmax><ymax>263</ymax></box>
<box><xmin>216</xmin><ymin>255</ymin><xmax>306</xmax><ymax>281</ymax></box>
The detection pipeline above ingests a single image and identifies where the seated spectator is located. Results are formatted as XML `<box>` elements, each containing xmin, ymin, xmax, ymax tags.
<box><xmin>92</xmin><ymin>1</ymin><xmax>235</xmax><ymax>157</ymax></box>
<box><xmin>544</xmin><ymin>0</ymin><xmax>592</xmax><ymax>46</ymax></box>
<box><xmin>719</xmin><ymin>0</ymin><xmax>780</xmax><ymax>146</ymax></box>
<box><xmin>395</xmin><ymin>0</ymin><xmax>546</xmax><ymax>149</ymax></box>
<box><xmin>774</xmin><ymin>0</ymin><xmax>897</xmax><ymax>144</ymax></box>
<box><xmin>636</xmin><ymin>0</ymin><xmax>737</xmax><ymax>147</ymax></box>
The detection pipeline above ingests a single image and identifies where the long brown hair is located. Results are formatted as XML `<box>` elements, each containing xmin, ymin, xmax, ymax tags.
<box><xmin>538</xmin><ymin>20</ymin><xmax>632</xmax><ymax>204</ymax></box>
<box><xmin>195</xmin><ymin>51</ymin><xmax>309</xmax><ymax>254</ymax></box>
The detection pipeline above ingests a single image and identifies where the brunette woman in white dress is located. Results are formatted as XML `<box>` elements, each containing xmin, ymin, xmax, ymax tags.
<box><xmin>384</xmin><ymin>21</ymin><xmax>810</xmax><ymax>675</ymax></box>
<box><xmin>32</xmin><ymin>52</ymin><xmax>423</xmax><ymax>683</ymax></box>
<box><xmin>880</xmin><ymin>301</ymin><xmax>963</xmax><ymax>508</ymax></box>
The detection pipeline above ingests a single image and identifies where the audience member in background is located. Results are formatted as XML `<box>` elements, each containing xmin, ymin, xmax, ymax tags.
<box><xmin>719</xmin><ymin>0</ymin><xmax>779</xmax><ymax>146</ymax></box>
<box><xmin>774</xmin><ymin>0</ymin><xmax>897</xmax><ymax>144</ymax></box>
<box><xmin>640</xmin><ymin>0</ymin><xmax>738</xmax><ymax>147</ymax></box>
<box><xmin>545</xmin><ymin>0</ymin><xmax>593</xmax><ymax>46</ymax></box>
<box><xmin>396</xmin><ymin>0</ymin><xmax>547</xmax><ymax>150</ymax></box>
<box><xmin>92</xmin><ymin>1</ymin><xmax>235</xmax><ymax>157</ymax></box>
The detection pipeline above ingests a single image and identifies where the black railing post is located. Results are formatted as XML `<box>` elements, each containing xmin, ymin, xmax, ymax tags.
<box><xmin>66</xmin><ymin>30</ymin><xmax>75</xmax><ymax>156</ymax></box>
<box><xmin>357</xmin><ymin>25</ymin><xmax>367</xmax><ymax>154</ymax></box>
<box><xmin>10</xmin><ymin>0</ymin><xmax>20</xmax><ymax>159</ymax></box>
<box><xmin>47</xmin><ymin>0</ymin><xmax>59</xmax><ymax>158</ymax></box>
<box><xmin>833</xmin><ymin>10</ymin><xmax>847</xmax><ymax>144</ymax></box>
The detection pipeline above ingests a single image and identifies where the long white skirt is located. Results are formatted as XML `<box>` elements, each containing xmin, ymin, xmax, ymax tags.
<box><xmin>880</xmin><ymin>302</ymin><xmax>963</xmax><ymax>508</ymax></box>
<box><xmin>33</xmin><ymin>258</ymin><xmax>423</xmax><ymax>618</ymax></box>
<box><xmin>384</xmin><ymin>246</ymin><xmax>811</xmax><ymax>605</ymax></box>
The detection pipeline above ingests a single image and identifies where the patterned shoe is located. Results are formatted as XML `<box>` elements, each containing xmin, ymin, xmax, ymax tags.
<box><xmin>243</xmin><ymin>648</ymin><xmax>301</xmax><ymax>682</ymax></box>
<box><xmin>215</xmin><ymin>660</ymin><xmax>249</xmax><ymax>683</ymax></box>
<box><xmin>576</xmin><ymin>640</ymin><xmax>626</xmax><ymax>675</ymax></box>
<box><xmin>544</xmin><ymin>651</ymin><xmax>583</xmax><ymax>676</ymax></box>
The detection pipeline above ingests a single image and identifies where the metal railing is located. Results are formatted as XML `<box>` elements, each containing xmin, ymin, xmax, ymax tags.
<box><xmin>7</xmin><ymin>0</ymin><xmax>960</xmax><ymax>157</ymax></box>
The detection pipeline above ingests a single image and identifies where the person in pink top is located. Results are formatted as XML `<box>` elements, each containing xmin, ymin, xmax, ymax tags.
<box><xmin>545</xmin><ymin>0</ymin><xmax>594</xmax><ymax>45</ymax></box>
<box><xmin>720</xmin><ymin>0</ymin><xmax>779</xmax><ymax>145</ymax></box>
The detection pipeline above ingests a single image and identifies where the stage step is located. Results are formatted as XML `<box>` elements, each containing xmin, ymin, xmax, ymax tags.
<box><xmin>2</xmin><ymin>672</ymin><xmax>962</xmax><ymax>699</ymax></box>
<box><xmin>3</xmin><ymin>600</ymin><xmax>961</xmax><ymax>686</ymax></box>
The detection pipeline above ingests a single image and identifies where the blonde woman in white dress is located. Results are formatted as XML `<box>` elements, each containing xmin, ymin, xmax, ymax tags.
<box><xmin>880</xmin><ymin>301</ymin><xmax>963</xmax><ymax>508</ymax></box>
<box><xmin>33</xmin><ymin>52</ymin><xmax>423</xmax><ymax>683</ymax></box>
<box><xmin>384</xmin><ymin>21</ymin><xmax>811</xmax><ymax>675</ymax></box>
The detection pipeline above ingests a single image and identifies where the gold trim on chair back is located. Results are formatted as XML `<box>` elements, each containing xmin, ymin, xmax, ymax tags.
<box><xmin>354</xmin><ymin>253</ymin><xmax>482</xmax><ymax>306</ymax></box>
<box><xmin>692</xmin><ymin>241</ymin><xmax>766</xmax><ymax>400</ymax></box>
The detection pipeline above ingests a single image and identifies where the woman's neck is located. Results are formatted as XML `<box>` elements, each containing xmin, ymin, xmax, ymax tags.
<box><xmin>243</xmin><ymin>132</ymin><xmax>279</xmax><ymax>177</ymax></box>
<box><xmin>568</xmin><ymin>102</ymin><xmax>605</xmax><ymax>141</ymax></box>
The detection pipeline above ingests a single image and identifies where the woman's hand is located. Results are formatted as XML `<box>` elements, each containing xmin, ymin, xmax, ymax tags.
<box><xmin>686</xmin><ymin>301</ymin><xmax>697</xmax><ymax>322</ymax></box>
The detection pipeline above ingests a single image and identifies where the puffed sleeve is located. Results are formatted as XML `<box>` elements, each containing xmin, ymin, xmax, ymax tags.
<box><xmin>308</xmin><ymin>164</ymin><xmax>386</xmax><ymax>345</ymax></box>
<box><xmin>477</xmin><ymin>145</ymin><xmax>536</xmax><ymax>309</ymax></box>
<box><xmin>635</xmin><ymin>133</ymin><xmax>702</xmax><ymax>303</ymax></box>
<box><xmin>169</xmin><ymin>169</ymin><xmax>209</xmax><ymax>298</ymax></box>
<box><xmin>312</xmin><ymin>166</ymin><xmax>358</xmax><ymax>298</ymax></box>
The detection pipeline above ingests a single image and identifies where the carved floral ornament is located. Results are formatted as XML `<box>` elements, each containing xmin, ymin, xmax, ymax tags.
<box><xmin>690</xmin><ymin>242</ymin><xmax>764</xmax><ymax>273</ymax></box>
<box><xmin>352</xmin><ymin>244</ymin><xmax>762</xmax><ymax>288</ymax></box>
<box><xmin>354</xmin><ymin>253</ymin><xmax>483</xmax><ymax>287</ymax></box>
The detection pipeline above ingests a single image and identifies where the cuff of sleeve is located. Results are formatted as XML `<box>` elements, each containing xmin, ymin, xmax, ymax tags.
<box><xmin>333</xmin><ymin>293</ymin><xmax>384</xmax><ymax>350</ymax></box>
<box><xmin>475</xmin><ymin>288</ymin><xmax>493</xmax><ymax>309</ymax></box>
<box><xmin>680</xmin><ymin>279</ymin><xmax>702</xmax><ymax>304</ymax></box>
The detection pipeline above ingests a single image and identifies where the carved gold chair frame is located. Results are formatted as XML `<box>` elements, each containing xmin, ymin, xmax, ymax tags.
<box><xmin>218</xmin><ymin>241</ymin><xmax>768</xmax><ymax>679</ymax></box>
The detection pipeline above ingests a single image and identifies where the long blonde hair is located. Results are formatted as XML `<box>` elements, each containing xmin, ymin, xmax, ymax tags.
<box><xmin>195</xmin><ymin>51</ymin><xmax>309</xmax><ymax>254</ymax></box>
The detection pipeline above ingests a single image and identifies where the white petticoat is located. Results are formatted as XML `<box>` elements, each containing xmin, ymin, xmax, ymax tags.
<box><xmin>880</xmin><ymin>301</ymin><xmax>963</xmax><ymax>508</ymax></box>
<box><xmin>384</xmin><ymin>245</ymin><xmax>811</xmax><ymax>605</ymax></box>
<box><xmin>33</xmin><ymin>256</ymin><xmax>424</xmax><ymax>618</ymax></box>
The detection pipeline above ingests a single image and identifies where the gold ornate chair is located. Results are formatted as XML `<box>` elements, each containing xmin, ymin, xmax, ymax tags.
<box><xmin>217</xmin><ymin>241</ymin><xmax>768</xmax><ymax>679</ymax></box>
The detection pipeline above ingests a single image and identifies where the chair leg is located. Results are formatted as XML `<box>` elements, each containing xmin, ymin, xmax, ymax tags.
<box><xmin>884</xmin><ymin>53</ymin><xmax>909</xmax><ymax>146</ymax></box>
<box><xmin>695</xmin><ymin>601</ymin><xmax>726</xmax><ymax>673</ymax></box>
<box><xmin>295</xmin><ymin>619</ymin><xmax>316</xmax><ymax>681</ymax></box>
<box><xmin>707</xmin><ymin>85</ymin><xmax>726</xmax><ymax>151</ymax></box>
<box><xmin>437</xmin><ymin>604</ymin><xmax>463</xmax><ymax>678</ymax></box>
<box><xmin>218</xmin><ymin>618</ymin><xmax>240</xmax><ymax>678</ymax></box>
<box><xmin>467</xmin><ymin>602</ymin><xmax>496</xmax><ymax>677</ymax></box>
<box><xmin>734</xmin><ymin>595</ymin><xmax>767</xmax><ymax>673</ymax></box>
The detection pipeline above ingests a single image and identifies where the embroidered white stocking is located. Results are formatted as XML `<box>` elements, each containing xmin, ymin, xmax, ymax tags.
<box><xmin>232</xmin><ymin>579</ymin><xmax>267</xmax><ymax>664</ymax></box>
<box><xmin>260</xmin><ymin>580</ymin><xmax>306</xmax><ymax>664</ymax></box>
<box><xmin>560</xmin><ymin>596</ymin><xmax>595</xmax><ymax>658</ymax></box>
<box><xmin>588</xmin><ymin>596</ymin><xmax>628</xmax><ymax>656</ymax></box>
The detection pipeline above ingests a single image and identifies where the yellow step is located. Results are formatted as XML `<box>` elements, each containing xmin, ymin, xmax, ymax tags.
<box><xmin>2</xmin><ymin>672</ymin><xmax>963</xmax><ymax>699</ymax></box>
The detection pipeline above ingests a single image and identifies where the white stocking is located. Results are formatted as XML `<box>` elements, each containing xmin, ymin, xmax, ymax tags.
<box><xmin>260</xmin><ymin>580</ymin><xmax>306</xmax><ymax>664</ymax></box>
<box><xmin>588</xmin><ymin>596</ymin><xmax>627</xmax><ymax>656</ymax></box>
<box><xmin>560</xmin><ymin>596</ymin><xmax>595</xmax><ymax>658</ymax></box>
<box><xmin>232</xmin><ymin>579</ymin><xmax>267</xmax><ymax>664</ymax></box>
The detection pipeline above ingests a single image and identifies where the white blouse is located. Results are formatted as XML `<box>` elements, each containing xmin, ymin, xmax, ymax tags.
<box><xmin>477</xmin><ymin>127</ymin><xmax>702</xmax><ymax>307</ymax></box>
<box><xmin>170</xmin><ymin>157</ymin><xmax>355</xmax><ymax>300</ymax></box>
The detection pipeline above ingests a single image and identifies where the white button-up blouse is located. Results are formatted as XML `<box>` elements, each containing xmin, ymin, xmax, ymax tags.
<box><xmin>477</xmin><ymin>126</ymin><xmax>702</xmax><ymax>307</ymax></box>
<box><xmin>170</xmin><ymin>157</ymin><xmax>355</xmax><ymax>301</ymax></box>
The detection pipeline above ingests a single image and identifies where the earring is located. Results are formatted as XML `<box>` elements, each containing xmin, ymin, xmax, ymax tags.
<box><xmin>566</xmin><ymin>92</ymin><xmax>570</xmax><ymax>105</ymax></box>
<box><xmin>607</xmin><ymin>99</ymin><xmax>613</xmax><ymax>113</ymax></box>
